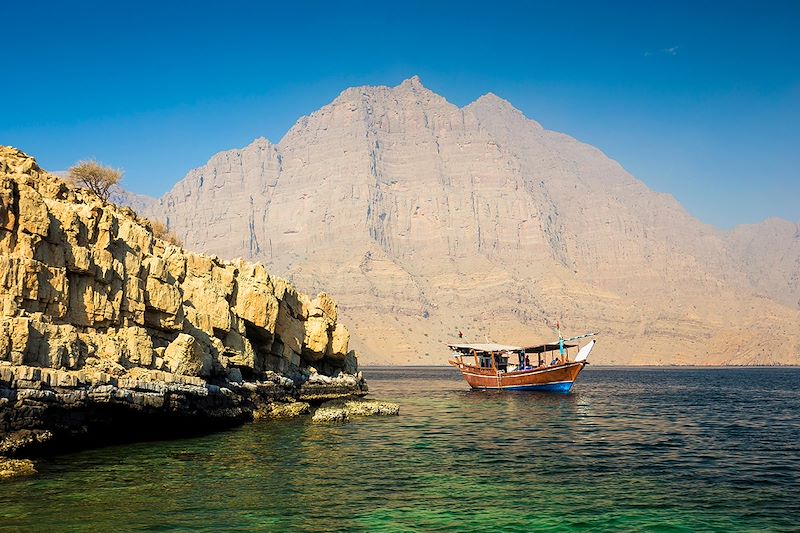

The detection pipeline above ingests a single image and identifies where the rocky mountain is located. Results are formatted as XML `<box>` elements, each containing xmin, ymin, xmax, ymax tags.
<box><xmin>0</xmin><ymin>146</ymin><xmax>374</xmax><ymax>464</ymax></box>
<box><xmin>140</xmin><ymin>77</ymin><xmax>799</xmax><ymax>365</ymax></box>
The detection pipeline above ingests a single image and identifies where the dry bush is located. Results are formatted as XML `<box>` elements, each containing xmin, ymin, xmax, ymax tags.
<box><xmin>149</xmin><ymin>219</ymin><xmax>182</xmax><ymax>247</ymax></box>
<box><xmin>68</xmin><ymin>160</ymin><xmax>122</xmax><ymax>201</ymax></box>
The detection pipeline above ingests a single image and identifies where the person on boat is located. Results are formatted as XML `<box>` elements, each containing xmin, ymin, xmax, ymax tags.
<box><xmin>518</xmin><ymin>349</ymin><xmax>525</xmax><ymax>369</ymax></box>
<box><xmin>524</xmin><ymin>355</ymin><xmax>531</xmax><ymax>369</ymax></box>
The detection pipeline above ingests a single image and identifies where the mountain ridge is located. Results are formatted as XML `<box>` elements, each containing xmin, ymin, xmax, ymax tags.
<box><xmin>126</xmin><ymin>76</ymin><xmax>799</xmax><ymax>365</ymax></box>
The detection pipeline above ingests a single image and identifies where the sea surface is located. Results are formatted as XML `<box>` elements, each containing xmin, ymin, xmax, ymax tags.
<box><xmin>2</xmin><ymin>367</ymin><xmax>799</xmax><ymax>532</ymax></box>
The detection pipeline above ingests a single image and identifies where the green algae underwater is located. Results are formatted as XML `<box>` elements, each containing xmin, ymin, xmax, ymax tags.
<box><xmin>2</xmin><ymin>367</ymin><xmax>798</xmax><ymax>532</ymax></box>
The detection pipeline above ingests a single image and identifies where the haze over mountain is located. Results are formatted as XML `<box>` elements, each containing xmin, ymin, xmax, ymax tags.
<box><xmin>133</xmin><ymin>77</ymin><xmax>800</xmax><ymax>365</ymax></box>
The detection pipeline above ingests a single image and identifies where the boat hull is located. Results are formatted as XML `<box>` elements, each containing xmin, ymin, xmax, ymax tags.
<box><xmin>450</xmin><ymin>361</ymin><xmax>586</xmax><ymax>392</ymax></box>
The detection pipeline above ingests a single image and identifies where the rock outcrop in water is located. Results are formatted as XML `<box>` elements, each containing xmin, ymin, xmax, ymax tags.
<box><xmin>0</xmin><ymin>146</ymin><xmax>373</xmax><ymax>465</ymax></box>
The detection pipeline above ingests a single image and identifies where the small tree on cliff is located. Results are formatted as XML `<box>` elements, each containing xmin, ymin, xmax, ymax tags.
<box><xmin>68</xmin><ymin>159</ymin><xmax>122</xmax><ymax>201</ymax></box>
<box><xmin>149</xmin><ymin>219</ymin><xmax>183</xmax><ymax>247</ymax></box>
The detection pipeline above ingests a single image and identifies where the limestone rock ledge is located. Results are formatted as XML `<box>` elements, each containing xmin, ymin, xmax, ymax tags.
<box><xmin>0</xmin><ymin>363</ymin><xmax>366</xmax><ymax>459</ymax></box>
<box><xmin>0</xmin><ymin>146</ymin><xmax>369</xmax><ymax>464</ymax></box>
<box><xmin>311</xmin><ymin>397</ymin><xmax>400</xmax><ymax>423</ymax></box>
<box><xmin>0</xmin><ymin>456</ymin><xmax>36</xmax><ymax>479</ymax></box>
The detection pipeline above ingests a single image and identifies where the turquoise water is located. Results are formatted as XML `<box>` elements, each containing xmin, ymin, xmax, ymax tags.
<box><xmin>2</xmin><ymin>367</ymin><xmax>799</xmax><ymax>532</ymax></box>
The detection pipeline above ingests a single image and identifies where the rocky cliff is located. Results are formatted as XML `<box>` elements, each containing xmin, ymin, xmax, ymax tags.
<box><xmin>143</xmin><ymin>77</ymin><xmax>800</xmax><ymax>365</ymax></box>
<box><xmin>0</xmin><ymin>146</ymin><xmax>369</xmax><ymax>462</ymax></box>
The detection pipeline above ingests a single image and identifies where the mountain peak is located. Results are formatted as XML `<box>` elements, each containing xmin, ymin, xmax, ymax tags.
<box><xmin>469</xmin><ymin>92</ymin><xmax>520</xmax><ymax>113</ymax></box>
<box><xmin>392</xmin><ymin>75</ymin><xmax>453</xmax><ymax>108</ymax></box>
<box><xmin>395</xmin><ymin>75</ymin><xmax>441</xmax><ymax>100</ymax></box>
<box><xmin>398</xmin><ymin>75</ymin><xmax>424</xmax><ymax>90</ymax></box>
<box><xmin>145</xmin><ymin>80</ymin><xmax>800</xmax><ymax>365</ymax></box>
<box><xmin>331</xmin><ymin>75</ymin><xmax>435</xmax><ymax>107</ymax></box>
<box><xmin>466</xmin><ymin>92</ymin><xmax>541</xmax><ymax>130</ymax></box>
<box><xmin>248</xmin><ymin>136</ymin><xmax>273</xmax><ymax>149</ymax></box>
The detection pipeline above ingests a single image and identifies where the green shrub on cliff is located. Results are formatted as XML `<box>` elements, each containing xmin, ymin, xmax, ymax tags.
<box><xmin>68</xmin><ymin>159</ymin><xmax>122</xmax><ymax>201</ymax></box>
<box><xmin>149</xmin><ymin>218</ymin><xmax>182</xmax><ymax>246</ymax></box>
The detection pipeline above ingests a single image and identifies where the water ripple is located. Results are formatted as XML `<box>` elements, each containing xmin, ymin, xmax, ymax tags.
<box><xmin>1</xmin><ymin>367</ymin><xmax>799</xmax><ymax>532</ymax></box>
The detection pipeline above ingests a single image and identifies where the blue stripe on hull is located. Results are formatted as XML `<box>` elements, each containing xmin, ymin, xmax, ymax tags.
<box><xmin>501</xmin><ymin>381</ymin><xmax>574</xmax><ymax>393</ymax></box>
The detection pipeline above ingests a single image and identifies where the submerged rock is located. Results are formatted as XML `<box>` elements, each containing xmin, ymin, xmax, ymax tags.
<box><xmin>0</xmin><ymin>457</ymin><xmax>36</xmax><ymax>479</ymax></box>
<box><xmin>311</xmin><ymin>397</ymin><xmax>400</xmax><ymax>423</ymax></box>
<box><xmin>254</xmin><ymin>401</ymin><xmax>311</xmax><ymax>420</ymax></box>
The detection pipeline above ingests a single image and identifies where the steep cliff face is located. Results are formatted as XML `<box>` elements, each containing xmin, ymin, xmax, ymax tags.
<box><xmin>0</xmin><ymin>146</ymin><xmax>365</xmax><ymax>457</ymax></box>
<box><xmin>146</xmin><ymin>77</ymin><xmax>800</xmax><ymax>365</ymax></box>
<box><xmin>726</xmin><ymin>218</ymin><xmax>800</xmax><ymax>309</ymax></box>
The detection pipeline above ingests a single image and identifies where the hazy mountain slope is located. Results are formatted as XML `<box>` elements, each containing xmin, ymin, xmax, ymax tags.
<box><xmin>726</xmin><ymin>218</ymin><xmax>800</xmax><ymax>309</ymax></box>
<box><xmin>144</xmin><ymin>77</ymin><xmax>800</xmax><ymax>365</ymax></box>
<box><xmin>155</xmin><ymin>139</ymin><xmax>281</xmax><ymax>261</ymax></box>
<box><xmin>111</xmin><ymin>188</ymin><xmax>157</xmax><ymax>215</ymax></box>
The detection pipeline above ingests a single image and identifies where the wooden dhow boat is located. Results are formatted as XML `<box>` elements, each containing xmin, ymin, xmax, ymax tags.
<box><xmin>448</xmin><ymin>331</ymin><xmax>596</xmax><ymax>393</ymax></box>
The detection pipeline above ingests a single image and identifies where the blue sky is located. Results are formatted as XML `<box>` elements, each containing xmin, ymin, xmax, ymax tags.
<box><xmin>2</xmin><ymin>0</ymin><xmax>798</xmax><ymax>228</ymax></box>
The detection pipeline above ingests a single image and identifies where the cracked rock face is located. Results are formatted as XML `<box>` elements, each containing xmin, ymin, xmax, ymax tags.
<box><xmin>0</xmin><ymin>146</ymin><xmax>365</xmax><ymax>457</ymax></box>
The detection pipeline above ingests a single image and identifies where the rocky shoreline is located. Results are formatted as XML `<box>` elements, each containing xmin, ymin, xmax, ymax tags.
<box><xmin>0</xmin><ymin>361</ymin><xmax>397</xmax><ymax>479</ymax></box>
<box><xmin>0</xmin><ymin>146</ymin><xmax>397</xmax><ymax>479</ymax></box>
<box><xmin>0</xmin><ymin>363</ymin><xmax>375</xmax><ymax>455</ymax></box>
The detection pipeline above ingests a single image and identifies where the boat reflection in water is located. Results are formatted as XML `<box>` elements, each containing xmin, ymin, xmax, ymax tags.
<box><xmin>447</xmin><ymin>333</ymin><xmax>596</xmax><ymax>393</ymax></box>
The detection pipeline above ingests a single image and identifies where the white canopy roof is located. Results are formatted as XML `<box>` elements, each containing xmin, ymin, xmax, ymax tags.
<box><xmin>448</xmin><ymin>343</ymin><xmax>522</xmax><ymax>353</ymax></box>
